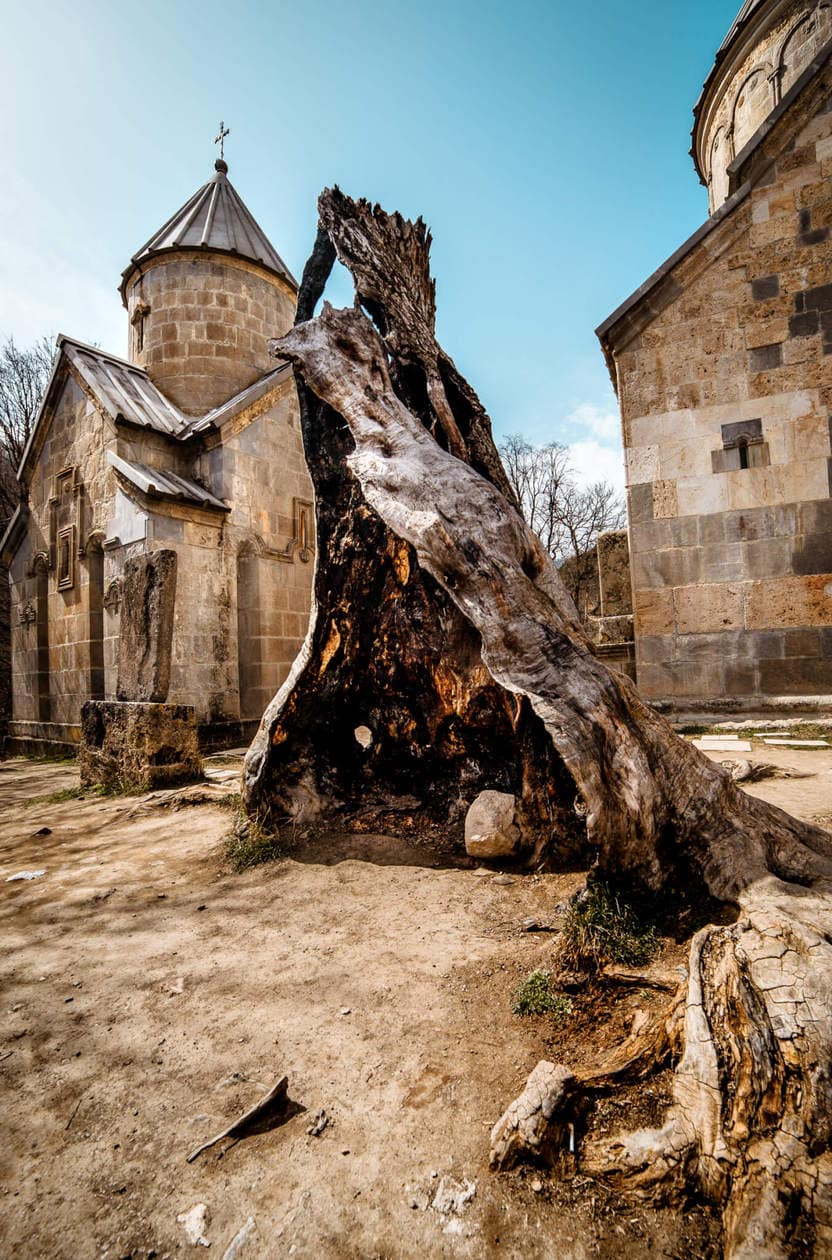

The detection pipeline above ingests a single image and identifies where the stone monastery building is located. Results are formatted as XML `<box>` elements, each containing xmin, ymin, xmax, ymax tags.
<box><xmin>1</xmin><ymin>158</ymin><xmax>314</xmax><ymax>753</ymax></box>
<box><xmin>599</xmin><ymin>0</ymin><xmax>832</xmax><ymax>707</ymax></box>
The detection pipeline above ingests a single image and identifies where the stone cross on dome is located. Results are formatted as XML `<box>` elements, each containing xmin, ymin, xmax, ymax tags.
<box><xmin>214</xmin><ymin>120</ymin><xmax>230</xmax><ymax>163</ymax></box>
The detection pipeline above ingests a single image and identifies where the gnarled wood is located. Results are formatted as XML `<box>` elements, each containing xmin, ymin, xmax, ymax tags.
<box><xmin>243</xmin><ymin>191</ymin><xmax>832</xmax><ymax>1257</ymax></box>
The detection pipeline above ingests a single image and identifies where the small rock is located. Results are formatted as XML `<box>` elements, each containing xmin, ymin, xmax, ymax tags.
<box><xmin>167</xmin><ymin>978</ymin><xmax>185</xmax><ymax>996</ymax></box>
<box><xmin>431</xmin><ymin>1175</ymin><xmax>476</xmax><ymax>1215</ymax></box>
<box><xmin>177</xmin><ymin>1203</ymin><xmax>210</xmax><ymax>1247</ymax></box>
<box><xmin>306</xmin><ymin>1110</ymin><xmax>328</xmax><ymax>1137</ymax></box>
<box><xmin>493</xmin><ymin>875</ymin><xmax>515</xmax><ymax>886</ymax></box>
<box><xmin>464</xmin><ymin>791</ymin><xmax>520</xmax><ymax>859</ymax></box>
<box><xmin>31</xmin><ymin>827</ymin><xmax>52</xmax><ymax>837</ymax></box>
<box><xmin>531</xmin><ymin>1179</ymin><xmax>543</xmax><ymax>1193</ymax></box>
<box><xmin>6</xmin><ymin>869</ymin><xmax>46</xmax><ymax>882</ymax></box>
<box><xmin>339</xmin><ymin>1007</ymin><xmax>351</xmax><ymax>1016</ymax></box>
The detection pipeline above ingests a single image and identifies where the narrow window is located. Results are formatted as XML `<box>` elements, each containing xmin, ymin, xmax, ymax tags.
<box><xmin>131</xmin><ymin>303</ymin><xmax>150</xmax><ymax>357</ymax></box>
<box><xmin>738</xmin><ymin>439</ymin><xmax>749</xmax><ymax>470</ymax></box>
<box><xmin>236</xmin><ymin>550</ymin><xmax>262</xmax><ymax>721</ymax></box>
<box><xmin>88</xmin><ymin>544</ymin><xmax>105</xmax><ymax>700</ymax></box>
<box><xmin>35</xmin><ymin>559</ymin><xmax>49</xmax><ymax>723</ymax></box>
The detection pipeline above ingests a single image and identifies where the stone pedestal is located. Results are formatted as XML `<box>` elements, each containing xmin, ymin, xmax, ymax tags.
<box><xmin>79</xmin><ymin>701</ymin><xmax>203</xmax><ymax>790</ymax></box>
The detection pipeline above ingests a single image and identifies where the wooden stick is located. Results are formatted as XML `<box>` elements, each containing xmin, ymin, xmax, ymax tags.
<box><xmin>186</xmin><ymin>1076</ymin><xmax>289</xmax><ymax>1163</ymax></box>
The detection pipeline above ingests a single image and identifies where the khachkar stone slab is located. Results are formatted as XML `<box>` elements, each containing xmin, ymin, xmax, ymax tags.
<box><xmin>116</xmin><ymin>550</ymin><xmax>177</xmax><ymax>702</ymax></box>
<box><xmin>79</xmin><ymin>701</ymin><xmax>203</xmax><ymax>790</ymax></box>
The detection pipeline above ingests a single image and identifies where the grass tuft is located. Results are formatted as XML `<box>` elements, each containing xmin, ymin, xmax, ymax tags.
<box><xmin>559</xmin><ymin>880</ymin><xmax>658</xmax><ymax>972</ymax></box>
<box><xmin>225</xmin><ymin>806</ymin><xmax>284</xmax><ymax>872</ymax></box>
<box><xmin>511</xmin><ymin>969</ymin><xmax>573</xmax><ymax>1026</ymax></box>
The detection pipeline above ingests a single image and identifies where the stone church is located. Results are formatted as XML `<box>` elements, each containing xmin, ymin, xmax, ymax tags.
<box><xmin>599</xmin><ymin>0</ymin><xmax>832</xmax><ymax>708</ymax></box>
<box><xmin>1</xmin><ymin>157</ymin><xmax>314</xmax><ymax>754</ymax></box>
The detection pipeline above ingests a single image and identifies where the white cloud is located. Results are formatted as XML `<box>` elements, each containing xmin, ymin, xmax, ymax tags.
<box><xmin>565</xmin><ymin>438</ymin><xmax>626</xmax><ymax>492</ymax></box>
<box><xmin>565</xmin><ymin>401</ymin><xmax>621</xmax><ymax>445</ymax></box>
<box><xmin>561</xmin><ymin>399</ymin><xmax>625</xmax><ymax>492</ymax></box>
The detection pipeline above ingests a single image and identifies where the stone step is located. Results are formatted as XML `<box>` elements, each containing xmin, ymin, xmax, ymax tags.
<box><xmin>762</xmin><ymin>738</ymin><xmax>829</xmax><ymax>748</ymax></box>
<box><xmin>693</xmin><ymin>738</ymin><xmax>753</xmax><ymax>752</ymax></box>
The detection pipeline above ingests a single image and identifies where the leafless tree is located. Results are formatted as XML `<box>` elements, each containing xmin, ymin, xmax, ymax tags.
<box><xmin>499</xmin><ymin>434</ymin><xmax>626</xmax><ymax>615</ymax></box>
<box><xmin>0</xmin><ymin>335</ymin><xmax>54</xmax><ymax>528</ymax></box>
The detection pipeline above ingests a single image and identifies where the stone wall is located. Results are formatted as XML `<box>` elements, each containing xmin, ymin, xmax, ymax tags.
<box><xmin>0</xmin><ymin>560</ymin><xmax>9</xmax><ymax>751</ymax></box>
<box><xmin>125</xmin><ymin>253</ymin><xmax>296</xmax><ymax>415</ymax></box>
<box><xmin>607</xmin><ymin>62</ymin><xmax>832</xmax><ymax>704</ymax></box>
<box><xmin>6</xmin><ymin>363</ymin><xmax>315</xmax><ymax>752</ymax></box>
<box><xmin>199</xmin><ymin>381</ymin><xmax>314</xmax><ymax>728</ymax></box>
<box><xmin>696</xmin><ymin>0</ymin><xmax>832</xmax><ymax>211</ymax></box>
<box><xmin>8</xmin><ymin>371</ymin><xmax>119</xmax><ymax>749</ymax></box>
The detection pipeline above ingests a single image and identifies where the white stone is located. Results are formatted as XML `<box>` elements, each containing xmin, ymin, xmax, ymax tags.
<box><xmin>464</xmin><ymin>790</ymin><xmax>520</xmax><ymax>858</ymax></box>
<box><xmin>177</xmin><ymin>1203</ymin><xmax>210</xmax><ymax>1247</ymax></box>
<box><xmin>694</xmin><ymin>739</ymin><xmax>752</xmax><ymax>752</ymax></box>
<box><xmin>763</xmin><ymin>739</ymin><xmax>829</xmax><ymax>748</ymax></box>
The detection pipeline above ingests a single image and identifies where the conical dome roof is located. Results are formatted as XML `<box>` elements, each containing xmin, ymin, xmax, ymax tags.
<box><xmin>120</xmin><ymin>160</ymin><xmax>297</xmax><ymax>300</ymax></box>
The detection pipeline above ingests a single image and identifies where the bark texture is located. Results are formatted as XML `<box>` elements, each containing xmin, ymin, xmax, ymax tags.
<box><xmin>243</xmin><ymin>190</ymin><xmax>832</xmax><ymax>1256</ymax></box>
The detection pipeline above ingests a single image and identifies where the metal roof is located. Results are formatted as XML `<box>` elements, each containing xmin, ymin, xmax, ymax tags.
<box><xmin>718</xmin><ymin>0</ymin><xmax>767</xmax><ymax>56</ymax></box>
<box><xmin>120</xmin><ymin>160</ymin><xmax>297</xmax><ymax>299</ymax></box>
<box><xmin>63</xmin><ymin>337</ymin><xmax>189</xmax><ymax>436</ymax></box>
<box><xmin>180</xmin><ymin>362</ymin><xmax>292</xmax><ymax>436</ymax></box>
<box><xmin>17</xmin><ymin>334</ymin><xmax>293</xmax><ymax>494</ymax></box>
<box><xmin>107</xmin><ymin>450</ymin><xmax>229</xmax><ymax>512</ymax></box>
<box><xmin>692</xmin><ymin>0</ymin><xmax>772</xmax><ymax>180</ymax></box>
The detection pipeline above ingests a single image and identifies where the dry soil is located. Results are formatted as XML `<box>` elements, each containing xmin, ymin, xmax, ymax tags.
<box><xmin>2</xmin><ymin>739</ymin><xmax>831</xmax><ymax>1259</ymax></box>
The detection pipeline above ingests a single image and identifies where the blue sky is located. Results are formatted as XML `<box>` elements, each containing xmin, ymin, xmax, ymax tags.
<box><xmin>0</xmin><ymin>0</ymin><xmax>743</xmax><ymax>488</ymax></box>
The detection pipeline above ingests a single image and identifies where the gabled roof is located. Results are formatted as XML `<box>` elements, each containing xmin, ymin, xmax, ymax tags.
<box><xmin>17</xmin><ymin>335</ymin><xmax>294</xmax><ymax>486</ymax></box>
<box><xmin>120</xmin><ymin>160</ymin><xmax>297</xmax><ymax>300</ymax></box>
<box><xmin>107</xmin><ymin>451</ymin><xmax>229</xmax><ymax>512</ymax></box>
<box><xmin>180</xmin><ymin>361</ymin><xmax>292</xmax><ymax>436</ymax></box>
<box><xmin>64</xmin><ymin>338</ymin><xmax>188</xmax><ymax>436</ymax></box>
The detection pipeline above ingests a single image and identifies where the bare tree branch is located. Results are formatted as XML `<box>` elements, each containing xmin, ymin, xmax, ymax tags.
<box><xmin>0</xmin><ymin>335</ymin><xmax>54</xmax><ymax>527</ymax></box>
<box><xmin>499</xmin><ymin>435</ymin><xmax>626</xmax><ymax>613</ymax></box>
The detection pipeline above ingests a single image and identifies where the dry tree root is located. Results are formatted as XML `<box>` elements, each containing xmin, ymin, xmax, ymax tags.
<box><xmin>493</xmin><ymin>891</ymin><xmax>832</xmax><ymax>1258</ymax></box>
<box><xmin>242</xmin><ymin>190</ymin><xmax>832</xmax><ymax>1257</ymax></box>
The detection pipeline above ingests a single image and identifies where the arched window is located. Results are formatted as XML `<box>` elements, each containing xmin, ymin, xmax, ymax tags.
<box><xmin>737</xmin><ymin>438</ymin><xmax>750</xmax><ymax>470</ymax></box>
<box><xmin>731</xmin><ymin>67</ymin><xmax>773</xmax><ymax>157</ymax></box>
<box><xmin>780</xmin><ymin>7</ymin><xmax>832</xmax><ymax>98</ymax></box>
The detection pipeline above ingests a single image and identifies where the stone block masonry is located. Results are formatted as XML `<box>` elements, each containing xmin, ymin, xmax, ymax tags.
<box><xmin>79</xmin><ymin>700</ymin><xmax>202</xmax><ymax>790</ymax></box>
<box><xmin>602</xmin><ymin>53</ymin><xmax>832</xmax><ymax>706</ymax></box>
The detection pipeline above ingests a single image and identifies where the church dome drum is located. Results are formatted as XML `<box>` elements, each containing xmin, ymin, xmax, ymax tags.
<box><xmin>120</xmin><ymin>159</ymin><xmax>298</xmax><ymax>415</ymax></box>
<box><xmin>693</xmin><ymin>0</ymin><xmax>832</xmax><ymax>212</ymax></box>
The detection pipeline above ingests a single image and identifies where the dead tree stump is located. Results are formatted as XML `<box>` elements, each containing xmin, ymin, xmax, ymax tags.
<box><xmin>243</xmin><ymin>189</ymin><xmax>832</xmax><ymax>1257</ymax></box>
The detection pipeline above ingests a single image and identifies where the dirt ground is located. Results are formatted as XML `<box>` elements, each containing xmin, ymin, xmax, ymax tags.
<box><xmin>2</xmin><ymin>737</ymin><xmax>832</xmax><ymax>1260</ymax></box>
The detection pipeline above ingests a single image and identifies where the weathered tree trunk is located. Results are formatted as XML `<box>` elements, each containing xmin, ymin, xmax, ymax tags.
<box><xmin>243</xmin><ymin>193</ymin><xmax>586</xmax><ymax>858</ymax></box>
<box><xmin>243</xmin><ymin>191</ymin><xmax>832</xmax><ymax>1256</ymax></box>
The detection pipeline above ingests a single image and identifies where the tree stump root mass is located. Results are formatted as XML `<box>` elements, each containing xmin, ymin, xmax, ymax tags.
<box><xmin>242</xmin><ymin>189</ymin><xmax>832</xmax><ymax>1258</ymax></box>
